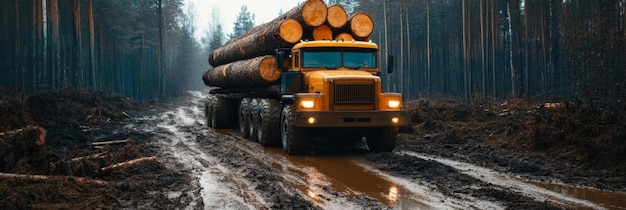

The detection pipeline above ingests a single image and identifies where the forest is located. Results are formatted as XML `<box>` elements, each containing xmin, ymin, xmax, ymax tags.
<box><xmin>1</xmin><ymin>0</ymin><xmax>625</xmax><ymax>103</ymax></box>
<box><xmin>0</xmin><ymin>0</ymin><xmax>204</xmax><ymax>100</ymax></box>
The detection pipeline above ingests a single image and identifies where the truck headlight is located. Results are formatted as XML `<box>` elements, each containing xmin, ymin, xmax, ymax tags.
<box><xmin>301</xmin><ymin>100</ymin><xmax>315</xmax><ymax>109</ymax></box>
<box><xmin>388</xmin><ymin>100</ymin><xmax>401</xmax><ymax>108</ymax></box>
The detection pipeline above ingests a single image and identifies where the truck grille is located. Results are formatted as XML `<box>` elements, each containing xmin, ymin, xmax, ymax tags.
<box><xmin>331</xmin><ymin>80</ymin><xmax>376</xmax><ymax>110</ymax></box>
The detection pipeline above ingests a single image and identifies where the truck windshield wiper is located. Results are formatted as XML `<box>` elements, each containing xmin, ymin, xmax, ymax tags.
<box><xmin>321</xmin><ymin>64</ymin><xmax>340</xmax><ymax>69</ymax></box>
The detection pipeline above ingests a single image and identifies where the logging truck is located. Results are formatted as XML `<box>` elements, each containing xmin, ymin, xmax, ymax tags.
<box><xmin>204</xmin><ymin>40</ymin><xmax>407</xmax><ymax>155</ymax></box>
<box><xmin>201</xmin><ymin>0</ymin><xmax>407</xmax><ymax>155</ymax></box>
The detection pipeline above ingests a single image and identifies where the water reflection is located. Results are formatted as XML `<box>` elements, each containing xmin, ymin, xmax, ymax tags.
<box><xmin>527</xmin><ymin>180</ymin><xmax>626</xmax><ymax>210</ymax></box>
<box><xmin>264</xmin><ymin>148</ymin><xmax>436</xmax><ymax>209</ymax></box>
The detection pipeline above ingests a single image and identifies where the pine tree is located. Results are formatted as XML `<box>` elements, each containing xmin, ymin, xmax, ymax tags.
<box><xmin>229</xmin><ymin>5</ymin><xmax>255</xmax><ymax>40</ymax></box>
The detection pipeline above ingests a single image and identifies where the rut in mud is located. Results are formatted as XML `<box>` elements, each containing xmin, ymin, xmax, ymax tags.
<box><xmin>1</xmin><ymin>89</ymin><xmax>626</xmax><ymax>209</ymax></box>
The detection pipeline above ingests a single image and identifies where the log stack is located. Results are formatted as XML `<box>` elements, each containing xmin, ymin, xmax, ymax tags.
<box><xmin>203</xmin><ymin>0</ymin><xmax>375</xmax><ymax>88</ymax></box>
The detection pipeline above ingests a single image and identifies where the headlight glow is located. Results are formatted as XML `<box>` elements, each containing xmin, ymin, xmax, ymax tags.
<box><xmin>388</xmin><ymin>100</ymin><xmax>401</xmax><ymax>108</ymax></box>
<box><xmin>301</xmin><ymin>100</ymin><xmax>315</xmax><ymax>109</ymax></box>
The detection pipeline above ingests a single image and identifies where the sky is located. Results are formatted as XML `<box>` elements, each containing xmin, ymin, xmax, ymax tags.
<box><xmin>184</xmin><ymin>0</ymin><xmax>306</xmax><ymax>42</ymax></box>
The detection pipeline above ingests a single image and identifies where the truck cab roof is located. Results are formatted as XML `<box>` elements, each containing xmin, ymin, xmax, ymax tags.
<box><xmin>292</xmin><ymin>40</ymin><xmax>378</xmax><ymax>50</ymax></box>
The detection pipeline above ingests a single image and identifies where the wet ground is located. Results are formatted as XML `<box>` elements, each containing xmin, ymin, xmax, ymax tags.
<box><xmin>1</xmin><ymin>89</ymin><xmax>625</xmax><ymax>209</ymax></box>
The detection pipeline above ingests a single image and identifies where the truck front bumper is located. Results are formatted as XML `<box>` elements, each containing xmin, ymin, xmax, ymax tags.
<box><xmin>295</xmin><ymin>110</ymin><xmax>408</xmax><ymax>127</ymax></box>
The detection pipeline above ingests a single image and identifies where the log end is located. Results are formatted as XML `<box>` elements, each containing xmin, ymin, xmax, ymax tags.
<box><xmin>35</xmin><ymin>126</ymin><xmax>47</xmax><ymax>146</ymax></box>
<box><xmin>208</xmin><ymin>48</ymin><xmax>222</xmax><ymax>67</ymax></box>
<box><xmin>258</xmin><ymin>56</ymin><xmax>282</xmax><ymax>82</ymax></box>
<box><xmin>301</xmin><ymin>0</ymin><xmax>328</xmax><ymax>27</ymax></box>
<box><xmin>279</xmin><ymin>18</ymin><xmax>303</xmax><ymax>43</ymax></box>
<box><xmin>326</xmin><ymin>4</ymin><xmax>348</xmax><ymax>29</ymax></box>
<box><xmin>312</xmin><ymin>24</ymin><xmax>332</xmax><ymax>40</ymax></box>
<box><xmin>349</xmin><ymin>12</ymin><xmax>374</xmax><ymax>39</ymax></box>
<box><xmin>335</xmin><ymin>32</ymin><xmax>354</xmax><ymax>41</ymax></box>
<box><xmin>202</xmin><ymin>69</ymin><xmax>212</xmax><ymax>86</ymax></box>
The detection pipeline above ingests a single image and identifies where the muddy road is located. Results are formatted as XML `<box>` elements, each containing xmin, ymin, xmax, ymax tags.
<box><xmin>116</xmin><ymin>91</ymin><xmax>625</xmax><ymax>209</ymax></box>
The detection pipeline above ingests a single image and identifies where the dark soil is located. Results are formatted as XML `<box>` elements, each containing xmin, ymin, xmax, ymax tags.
<box><xmin>392</xmin><ymin>99</ymin><xmax>626</xmax><ymax>191</ymax></box>
<box><xmin>0</xmin><ymin>89</ymin><xmax>194</xmax><ymax>209</ymax></box>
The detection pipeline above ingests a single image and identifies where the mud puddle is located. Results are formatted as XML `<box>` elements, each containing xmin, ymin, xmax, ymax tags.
<box><xmin>526</xmin><ymin>180</ymin><xmax>626</xmax><ymax>210</ymax></box>
<box><xmin>261</xmin><ymin>147</ymin><xmax>480</xmax><ymax>209</ymax></box>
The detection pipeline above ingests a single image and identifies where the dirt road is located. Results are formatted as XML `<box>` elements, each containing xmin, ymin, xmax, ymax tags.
<box><xmin>2</xmin><ymin>89</ymin><xmax>624</xmax><ymax>209</ymax></box>
<box><xmin>121</xmin><ymin>91</ymin><xmax>625</xmax><ymax>209</ymax></box>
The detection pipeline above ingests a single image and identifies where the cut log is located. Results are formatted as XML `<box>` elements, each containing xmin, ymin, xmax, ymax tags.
<box><xmin>311</xmin><ymin>24</ymin><xmax>333</xmax><ymax>40</ymax></box>
<box><xmin>69</xmin><ymin>151</ymin><xmax>109</xmax><ymax>163</ymax></box>
<box><xmin>203</xmin><ymin>55</ymin><xmax>282</xmax><ymax>88</ymax></box>
<box><xmin>90</xmin><ymin>137</ymin><xmax>131</xmax><ymax>147</ymax></box>
<box><xmin>335</xmin><ymin>32</ymin><xmax>354</xmax><ymax>41</ymax></box>
<box><xmin>283</xmin><ymin>0</ymin><xmax>328</xmax><ymax>28</ymax></box>
<box><xmin>326</xmin><ymin>4</ymin><xmax>348</xmax><ymax>29</ymax></box>
<box><xmin>208</xmin><ymin>18</ymin><xmax>302</xmax><ymax>67</ymax></box>
<box><xmin>0</xmin><ymin>172</ymin><xmax>108</xmax><ymax>185</ymax></box>
<box><xmin>0</xmin><ymin>125</ymin><xmax>47</xmax><ymax>147</ymax></box>
<box><xmin>208</xmin><ymin>0</ymin><xmax>328</xmax><ymax>67</ymax></box>
<box><xmin>347</xmin><ymin>12</ymin><xmax>374</xmax><ymax>40</ymax></box>
<box><xmin>100</xmin><ymin>156</ymin><xmax>157</xmax><ymax>172</ymax></box>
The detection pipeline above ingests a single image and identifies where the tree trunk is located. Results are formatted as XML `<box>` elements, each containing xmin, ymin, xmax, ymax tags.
<box><xmin>157</xmin><ymin>0</ymin><xmax>164</xmax><ymax>98</ymax></box>
<box><xmin>426</xmin><ymin>0</ymin><xmax>430</xmax><ymax>98</ymax></box>
<box><xmin>480</xmin><ymin>0</ymin><xmax>486</xmax><ymax>97</ymax></box>
<box><xmin>100</xmin><ymin>156</ymin><xmax>157</xmax><ymax>172</ymax></box>
<box><xmin>14</xmin><ymin>0</ymin><xmax>21</xmax><ymax>92</ymax></box>
<box><xmin>32</xmin><ymin>0</ymin><xmax>44</xmax><ymax>92</ymax></box>
<box><xmin>203</xmin><ymin>55</ymin><xmax>281</xmax><ymax>88</ymax></box>
<box><xmin>461</xmin><ymin>0</ymin><xmax>469</xmax><ymax>99</ymax></box>
<box><xmin>491</xmin><ymin>0</ymin><xmax>497</xmax><ymax>98</ymax></box>
<box><xmin>73</xmin><ymin>0</ymin><xmax>82</xmax><ymax>88</ymax></box>
<box><xmin>48</xmin><ymin>0</ymin><xmax>60</xmax><ymax>90</ymax></box>
<box><xmin>208</xmin><ymin>18</ymin><xmax>302</xmax><ymax>67</ymax></box>
<box><xmin>88</xmin><ymin>0</ymin><xmax>95</xmax><ymax>88</ymax></box>
<box><xmin>326</xmin><ymin>4</ymin><xmax>347</xmax><ymax>30</ymax></box>
<box><xmin>0</xmin><ymin>172</ymin><xmax>108</xmax><ymax>185</ymax></box>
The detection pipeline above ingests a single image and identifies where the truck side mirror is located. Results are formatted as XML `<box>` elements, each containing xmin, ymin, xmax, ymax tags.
<box><xmin>275</xmin><ymin>48</ymin><xmax>291</xmax><ymax>71</ymax></box>
<box><xmin>276</xmin><ymin>50</ymin><xmax>286</xmax><ymax>71</ymax></box>
<box><xmin>387</xmin><ymin>54</ymin><xmax>394</xmax><ymax>74</ymax></box>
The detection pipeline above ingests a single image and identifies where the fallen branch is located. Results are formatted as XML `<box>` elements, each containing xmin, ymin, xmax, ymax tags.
<box><xmin>100</xmin><ymin>156</ymin><xmax>157</xmax><ymax>172</ymax></box>
<box><xmin>91</xmin><ymin>137</ymin><xmax>132</xmax><ymax>147</ymax></box>
<box><xmin>69</xmin><ymin>151</ymin><xmax>109</xmax><ymax>163</ymax></box>
<box><xmin>0</xmin><ymin>172</ymin><xmax>107</xmax><ymax>185</ymax></box>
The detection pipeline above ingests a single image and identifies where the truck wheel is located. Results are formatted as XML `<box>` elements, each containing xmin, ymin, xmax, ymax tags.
<box><xmin>249</xmin><ymin>98</ymin><xmax>260</xmax><ymax>142</ymax></box>
<box><xmin>257</xmin><ymin>99</ymin><xmax>281</xmax><ymax>147</ymax></box>
<box><xmin>281</xmin><ymin>104</ymin><xmax>308</xmax><ymax>155</ymax></box>
<box><xmin>238</xmin><ymin>98</ymin><xmax>251</xmax><ymax>137</ymax></box>
<box><xmin>211</xmin><ymin>96</ymin><xmax>231</xmax><ymax>129</ymax></box>
<box><xmin>204</xmin><ymin>98</ymin><xmax>213</xmax><ymax>128</ymax></box>
<box><xmin>366</xmin><ymin>127</ymin><xmax>398</xmax><ymax>152</ymax></box>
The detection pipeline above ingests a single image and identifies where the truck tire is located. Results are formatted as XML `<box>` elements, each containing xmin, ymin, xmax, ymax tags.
<box><xmin>257</xmin><ymin>99</ymin><xmax>281</xmax><ymax>147</ymax></box>
<box><xmin>366</xmin><ymin>127</ymin><xmax>398</xmax><ymax>152</ymax></box>
<box><xmin>281</xmin><ymin>104</ymin><xmax>309</xmax><ymax>155</ymax></box>
<box><xmin>249</xmin><ymin>98</ymin><xmax>260</xmax><ymax>142</ymax></box>
<box><xmin>238</xmin><ymin>98</ymin><xmax>251</xmax><ymax>137</ymax></box>
<box><xmin>204</xmin><ymin>98</ymin><xmax>213</xmax><ymax>128</ymax></box>
<box><xmin>211</xmin><ymin>96</ymin><xmax>231</xmax><ymax>129</ymax></box>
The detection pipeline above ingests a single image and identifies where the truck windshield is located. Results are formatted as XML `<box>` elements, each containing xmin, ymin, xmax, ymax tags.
<box><xmin>302</xmin><ymin>50</ymin><xmax>342</xmax><ymax>68</ymax></box>
<box><xmin>301</xmin><ymin>49</ymin><xmax>376</xmax><ymax>69</ymax></box>
<box><xmin>344</xmin><ymin>50</ymin><xmax>376</xmax><ymax>69</ymax></box>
